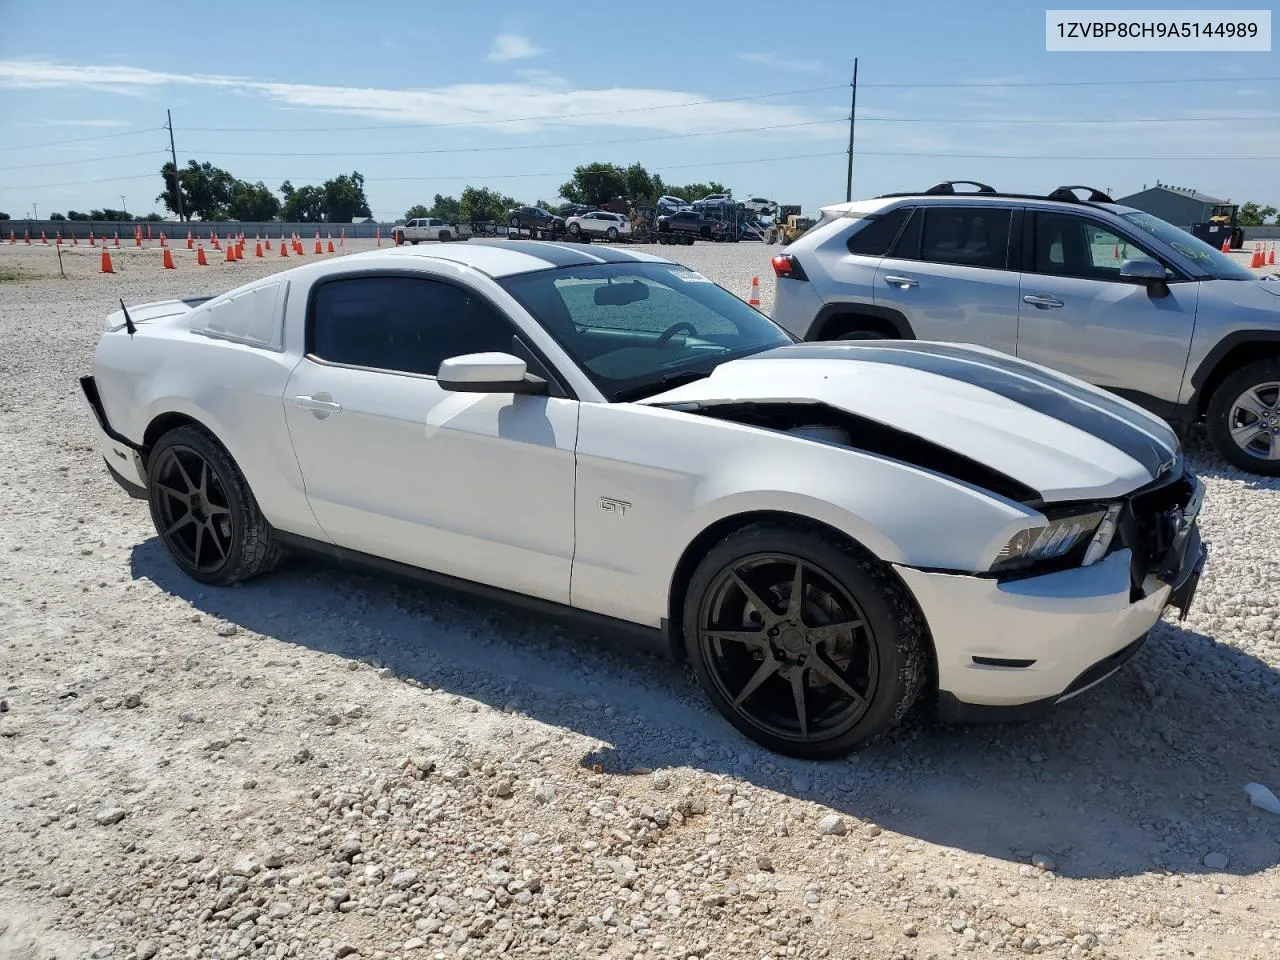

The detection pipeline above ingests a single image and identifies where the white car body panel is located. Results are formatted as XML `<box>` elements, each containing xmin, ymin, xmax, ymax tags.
<box><xmin>83</xmin><ymin>241</ymin><xmax>1204</xmax><ymax>728</ymax></box>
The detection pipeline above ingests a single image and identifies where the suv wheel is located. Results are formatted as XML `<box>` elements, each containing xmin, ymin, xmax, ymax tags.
<box><xmin>1206</xmin><ymin>359</ymin><xmax>1280</xmax><ymax>474</ymax></box>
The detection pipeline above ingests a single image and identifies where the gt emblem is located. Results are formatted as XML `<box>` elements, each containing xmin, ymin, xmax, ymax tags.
<box><xmin>600</xmin><ymin>497</ymin><xmax>631</xmax><ymax>516</ymax></box>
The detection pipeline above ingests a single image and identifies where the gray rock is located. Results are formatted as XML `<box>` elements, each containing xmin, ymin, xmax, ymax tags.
<box><xmin>335</xmin><ymin>839</ymin><xmax>362</xmax><ymax>862</ymax></box>
<box><xmin>342</xmin><ymin>703</ymin><xmax>364</xmax><ymax>719</ymax></box>
<box><xmin>755</xmin><ymin>854</ymin><xmax>774</xmax><ymax>872</ymax></box>
<box><xmin>94</xmin><ymin>807</ymin><xmax>127</xmax><ymax>826</ymax></box>
<box><xmin>951</xmin><ymin>917</ymin><xmax>968</xmax><ymax>933</ymax></box>
<box><xmin>531</xmin><ymin>781</ymin><xmax>555</xmax><ymax>804</ymax></box>
<box><xmin>1159</xmin><ymin>907</ymin><xmax>1184</xmax><ymax>927</ymax></box>
<box><xmin>135</xmin><ymin>941</ymin><xmax>158</xmax><ymax>960</ymax></box>
<box><xmin>178</xmin><ymin>710</ymin><xmax>205</xmax><ymax>724</ymax></box>
<box><xmin>862</xmin><ymin>823</ymin><xmax>883</xmax><ymax>839</ymax></box>
<box><xmin>390</xmin><ymin>869</ymin><xmax>418</xmax><ymax>890</ymax></box>
<box><xmin>903</xmin><ymin>923</ymin><xmax>919</xmax><ymax>937</ymax></box>
<box><xmin>122</xmin><ymin>691</ymin><xmax>142</xmax><ymax>709</ymax></box>
<box><xmin>292</xmin><ymin>747</ymin><xmax>312</xmax><ymax>763</ymax></box>
<box><xmin>216</xmin><ymin>622</ymin><xmax>238</xmax><ymax>637</ymax></box>
<box><xmin>651</xmin><ymin>770</ymin><xmax>671</xmax><ymax>791</ymax></box>
<box><xmin>1030</xmin><ymin>852</ymin><xmax>1057</xmax><ymax>871</ymax></box>
<box><xmin>51</xmin><ymin>882</ymin><xmax>72</xmax><ymax>897</ymax></box>
<box><xmin>817</xmin><ymin>814</ymin><xmax>847</xmax><ymax>836</ymax></box>
<box><xmin>263</xmin><ymin>851</ymin><xmax>285</xmax><ymax>869</ymax></box>
<box><xmin>1021</xmin><ymin>935</ymin><xmax>1041</xmax><ymax>953</ymax></box>
<box><xmin>268</xmin><ymin>902</ymin><xmax>292</xmax><ymax>919</ymax></box>
<box><xmin>1203</xmin><ymin>851</ymin><xmax>1229</xmax><ymax>870</ymax></box>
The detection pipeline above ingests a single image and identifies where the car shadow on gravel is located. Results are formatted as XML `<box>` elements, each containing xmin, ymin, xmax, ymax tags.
<box><xmin>133</xmin><ymin>538</ymin><xmax>1280</xmax><ymax>883</ymax></box>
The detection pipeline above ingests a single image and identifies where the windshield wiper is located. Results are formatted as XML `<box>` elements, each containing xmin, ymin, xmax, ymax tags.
<box><xmin>612</xmin><ymin>369</ymin><xmax>712</xmax><ymax>403</ymax></box>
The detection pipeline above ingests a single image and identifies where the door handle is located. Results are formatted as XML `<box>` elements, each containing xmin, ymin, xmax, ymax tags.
<box><xmin>883</xmin><ymin>275</ymin><xmax>918</xmax><ymax>288</ymax></box>
<box><xmin>294</xmin><ymin>395</ymin><xmax>343</xmax><ymax>417</ymax></box>
<box><xmin>1022</xmin><ymin>294</ymin><xmax>1065</xmax><ymax>309</ymax></box>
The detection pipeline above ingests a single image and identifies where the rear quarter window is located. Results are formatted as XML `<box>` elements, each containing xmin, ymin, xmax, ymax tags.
<box><xmin>845</xmin><ymin>207</ymin><xmax>911</xmax><ymax>256</ymax></box>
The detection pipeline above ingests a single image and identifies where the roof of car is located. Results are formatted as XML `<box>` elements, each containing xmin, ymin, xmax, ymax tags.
<box><xmin>366</xmin><ymin>238</ymin><xmax>672</xmax><ymax>277</ymax></box>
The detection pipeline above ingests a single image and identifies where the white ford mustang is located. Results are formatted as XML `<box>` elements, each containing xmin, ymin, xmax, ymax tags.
<box><xmin>81</xmin><ymin>239</ymin><xmax>1207</xmax><ymax>758</ymax></box>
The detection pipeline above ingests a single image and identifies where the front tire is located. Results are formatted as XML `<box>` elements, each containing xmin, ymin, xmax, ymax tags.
<box><xmin>146</xmin><ymin>425</ymin><xmax>285</xmax><ymax>586</ymax></box>
<box><xmin>1206</xmin><ymin>359</ymin><xmax>1280</xmax><ymax>475</ymax></box>
<box><xmin>606</xmin><ymin>227</ymin><xmax>618</xmax><ymax>240</ymax></box>
<box><xmin>681</xmin><ymin>521</ymin><xmax>928</xmax><ymax>759</ymax></box>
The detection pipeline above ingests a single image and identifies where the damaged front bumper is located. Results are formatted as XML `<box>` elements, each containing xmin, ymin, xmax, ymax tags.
<box><xmin>80</xmin><ymin>375</ymin><xmax>148</xmax><ymax>500</ymax></box>
<box><xmin>897</xmin><ymin>472</ymin><xmax>1207</xmax><ymax>724</ymax></box>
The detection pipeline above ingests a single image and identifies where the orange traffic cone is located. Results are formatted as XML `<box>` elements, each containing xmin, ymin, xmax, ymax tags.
<box><xmin>211</xmin><ymin>233</ymin><xmax>220</xmax><ymax>250</ymax></box>
<box><xmin>24</xmin><ymin>230</ymin><xmax>30</xmax><ymax>244</ymax></box>
<box><xmin>265</xmin><ymin>237</ymin><xmax>272</xmax><ymax>251</ymax></box>
<box><xmin>160</xmin><ymin>232</ymin><xmax>167</xmax><ymax>247</ymax></box>
<box><xmin>339</xmin><ymin>228</ymin><xmax>345</xmax><ymax>248</ymax></box>
<box><xmin>196</xmin><ymin>244</ymin><xmax>208</xmax><ymax>266</ymax></box>
<box><xmin>56</xmin><ymin>232</ymin><xmax>62</xmax><ymax>246</ymax></box>
<box><xmin>100</xmin><ymin>248</ymin><xmax>114</xmax><ymax>274</ymax></box>
<box><xmin>1221</xmin><ymin>237</ymin><xmax>1231</xmax><ymax>253</ymax></box>
<box><xmin>1270</xmin><ymin>243</ymin><xmax>1276</xmax><ymax>266</ymax></box>
<box><xmin>255</xmin><ymin>239</ymin><xmax>263</xmax><ymax>257</ymax></box>
<box><xmin>187</xmin><ymin>231</ymin><xmax>193</xmax><ymax>250</ymax></box>
<box><xmin>162</xmin><ymin>247</ymin><xmax>175</xmax><ymax>270</ymax></box>
<box><xmin>41</xmin><ymin>231</ymin><xmax>48</xmax><ymax>245</ymax></box>
<box><xmin>748</xmin><ymin>276</ymin><xmax>761</xmax><ymax>306</ymax></box>
<box><xmin>314</xmin><ymin>237</ymin><xmax>322</xmax><ymax>254</ymax></box>
<box><xmin>7</xmin><ymin>231</ymin><xmax>14</xmax><ymax>244</ymax></box>
<box><xmin>88</xmin><ymin>231</ymin><xmax>95</xmax><ymax>246</ymax></box>
<box><xmin>327</xmin><ymin>236</ymin><xmax>335</xmax><ymax>253</ymax></box>
<box><xmin>225</xmin><ymin>242</ymin><xmax>235</xmax><ymax>263</ymax></box>
<box><xmin>113</xmin><ymin>233</ymin><xmax>120</xmax><ymax>247</ymax></box>
<box><xmin>280</xmin><ymin>241</ymin><xmax>288</xmax><ymax>257</ymax></box>
<box><xmin>1251</xmin><ymin>243</ymin><xmax>1263</xmax><ymax>268</ymax></box>
<box><xmin>146</xmin><ymin>225</ymin><xmax>153</xmax><ymax>241</ymax></box>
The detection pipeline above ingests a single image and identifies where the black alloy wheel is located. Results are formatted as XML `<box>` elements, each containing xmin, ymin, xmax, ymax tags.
<box><xmin>150</xmin><ymin>442</ymin><xmax>235</xmax><ymax>576</ymax></box>
<box><xmin>683</xmin><ymin>522</ymin><xmax>927</xmax><ymax>758</ymax></box>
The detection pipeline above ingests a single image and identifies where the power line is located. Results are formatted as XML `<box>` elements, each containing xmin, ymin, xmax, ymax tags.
<box><xmin>858</xmin><ymin>75</ymin><xmax>1280</xmax><ymax>88</ymax></box>
<box><xmin>0</xmin><ymin>149</ymin><xmax>164</xmax><ymax>173</ymax></box>
<box><xmin>0</xmin><ymin>127</ymin><xmax>165</xmax><ymax>153</ymax></box>
<box><xmin>857</xmin><ymin>113</ymin><xmax>1280</xmax><ymax>124</ymax></box>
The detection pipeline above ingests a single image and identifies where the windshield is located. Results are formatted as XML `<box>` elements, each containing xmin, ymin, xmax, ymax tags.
<box><xmin>1121</xmin><ymin>211</ymin><xmax>1256</xmax><ymax>280</ymax></box>
<box><xmin>498</xmin><ymin>261</ymin><xmax>795</xmax><ymax>401</ymax></box>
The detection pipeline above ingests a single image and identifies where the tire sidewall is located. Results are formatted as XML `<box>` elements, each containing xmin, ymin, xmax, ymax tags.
<box><xmin>1206</xmin><ymin>359</ymin><xmax>1280</xmax><ymax>475</ymax></box>
<box><xmin>681</xmin><ymin>523</ymin><xmax>919</xmax><ymax>758</ymax></box>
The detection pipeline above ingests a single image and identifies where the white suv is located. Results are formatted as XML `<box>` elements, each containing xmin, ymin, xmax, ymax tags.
<box><xmin>771</xmin><ymin>181</ymin><xmax>1280</xmax><ymax>474</ymax></box>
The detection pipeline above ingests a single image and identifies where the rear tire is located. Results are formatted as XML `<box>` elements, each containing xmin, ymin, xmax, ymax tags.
<box><xmin>146</xmin><ymin>425</ymin><xmax>286</xmax><ymax>586</ymax></box>
<box><xmin>438</xmin><ymin>230</ymin><xmax>451</xmax><ymax>241</ymax></box>
<box><xmin>606</xmin><ymin>227</ymin><xmax>618</xmax><ymax>240</ymax></box>
<box><xmin>681</xmin><ymin>521</ymin><xmax>928</xmax><ymax>759</ymax></box>
<box><xmin>1206</xmin><ymin>359</ymin><xmax>1280</xmax><ymax>475</ymax></box>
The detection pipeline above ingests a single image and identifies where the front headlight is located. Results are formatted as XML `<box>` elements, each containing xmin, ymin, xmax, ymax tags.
<box><xmin>990</xmin><ymin>505</ymin><xmax>1115</xmax><ymax>574</ymax></box>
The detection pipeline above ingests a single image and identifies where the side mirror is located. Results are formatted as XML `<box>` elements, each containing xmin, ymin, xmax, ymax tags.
<box><xmin>1119</xmin><ymin>258</ymin><xmax>1169</xmax><ymax>297</ymax></box>
<box><xmin>437</xmin><ymin>352</ymin><xmax>547</xmax><ymax>395</ymax></box>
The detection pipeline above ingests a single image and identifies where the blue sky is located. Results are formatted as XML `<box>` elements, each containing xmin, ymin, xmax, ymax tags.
<box><xmin>1</xmin><ymin>0</ymin><xmax>1277</xmax><ymax>220</ymax></box>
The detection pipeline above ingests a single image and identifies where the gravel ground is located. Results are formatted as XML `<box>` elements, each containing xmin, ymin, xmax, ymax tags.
<box><xmin>1</xmin><ymin>237</ymin><xmax>1278</xmax><ymax>960</ymax></box>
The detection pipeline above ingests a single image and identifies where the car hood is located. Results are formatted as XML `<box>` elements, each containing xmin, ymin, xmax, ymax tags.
<box><xmin>638</xmin><ymin>341</ymin><xmax>1181</xmax><ymax>502</ymax></box>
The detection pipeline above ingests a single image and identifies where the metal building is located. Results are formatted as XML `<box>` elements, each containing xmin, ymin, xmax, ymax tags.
<box><xmin>1115</xmin><ymin>181</ymin><xmax>1229</xmax><ymax>231</ymax></box>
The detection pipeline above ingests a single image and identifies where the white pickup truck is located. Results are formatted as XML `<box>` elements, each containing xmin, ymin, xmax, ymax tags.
<box><xmin>392</xmin><ymin>217</ymin><xmax>472</xmax><ymax>244</ymax></box>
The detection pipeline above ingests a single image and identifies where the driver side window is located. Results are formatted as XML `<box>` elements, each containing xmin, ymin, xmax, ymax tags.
<box><xmin>1032</xmin><ymin>212</ymin><xmax>1169</xmax><ymax>281</ymax></box>
<box><xmin>308</xmin><ymin>276</ymin><xmax>517</xmax><ymax>376</ymax></box>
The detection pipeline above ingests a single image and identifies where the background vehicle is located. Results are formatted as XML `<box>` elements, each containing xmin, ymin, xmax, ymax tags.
<box><xmin>506</xmin><ymin>206</ymin><xmax>565</xmax><ymax>237</ymax></box>
<box><xmin>770</xmin><ymin>180</ymin><xmax>1280</xmax><ymax>474</ymax></box>
<box><xmin>700</xmin><ymin>193</ymin><xmax>731</xmax><ymax>204</ymax></box>
<box><xmin>392</xmin><ymin>218</ymin><xmax>471</xmax><ymax>244</ymax></box>
<box><xmin>566</xmin><ymin>210</ymin><xmax>631</xmax><ymax>239</ymax></box>
<box><xmin>657</xmin><ymin>210</ymin><xmax>726</xmax><ymax>240</ymax></box>
<box><xmin>743</xmin><ymin>196</ymin><xmax>777</xmax><ymax>214</ymax></box>
<box><xmin>81</xmin><ymin>240</ymin><xmax>1202</xmax><ymax>759</ymax></box>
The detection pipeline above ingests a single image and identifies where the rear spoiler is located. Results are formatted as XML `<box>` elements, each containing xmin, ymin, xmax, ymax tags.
<box><xmin>103</xmin><ymin>295</ymin><xmax>214</xmax><ymax>333</ymax></box>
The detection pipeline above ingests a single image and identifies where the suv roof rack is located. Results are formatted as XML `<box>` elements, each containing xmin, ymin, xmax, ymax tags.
<box><xmin>873</xmin><ymin>182</ymin><xmax>1116</xmax><ymax>205</ymax></box>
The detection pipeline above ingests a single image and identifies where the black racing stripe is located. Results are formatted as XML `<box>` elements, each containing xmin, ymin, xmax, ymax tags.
<box><xmin>754</xmin><ymin>343</ymin><xmax>1170</xmax><ymax>476</ymax></box>
<box><xmin>862</xmin><ymin>340</ymin><xmax>1180</xmax><ymax>454</ymax></box>
<box><xmin>465</xmin><ymin>238</ymin><xmax>598</xmax><ymax>267</ymax></box>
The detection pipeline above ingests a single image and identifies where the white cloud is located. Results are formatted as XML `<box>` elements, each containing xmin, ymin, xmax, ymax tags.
<box><xmin>737</xmin><ymin>52</ymin><xmax>825</xmax><ymax>74</ymax></box>
<box><xmin>0</xmin><ymin>59</ymin><xmax>841</xmax><ymax>139</ymax></box>
<box><xmin>487</xmin><ymin>33</ymin><xmax>542</xmax><ymax>63</ymax></box>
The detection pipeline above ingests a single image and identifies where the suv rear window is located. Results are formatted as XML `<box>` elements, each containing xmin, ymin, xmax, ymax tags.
<box><xmin>919</xmin><ymin>207</ymin><xmax>1011</xmax><ymax>269</ymax></box>
<box><xmin>846</xmin><ymin>207</ymin><xmax>911</xmax><ymax>256</ymax></box>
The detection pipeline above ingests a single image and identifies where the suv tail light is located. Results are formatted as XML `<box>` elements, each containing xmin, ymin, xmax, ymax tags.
<box><xmin>771</xmin><ymin>254</ymin><xmax>808</xmax><ymax>280</ymax></box>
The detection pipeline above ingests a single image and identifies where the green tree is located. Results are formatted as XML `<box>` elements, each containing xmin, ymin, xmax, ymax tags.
<box><xmin>67</xmin><ymin>210</ymin><xmax>92</xmax><ymax>221</ymax></box>
<box><xmin>664</xmin><ymin>180</ymin><xmax>728</xmax><ymax>202</ymax></box>
<box><xmin>140</xmin><ymin>213</ymin><xmax>164</xmax><ymax>222</ymax></box>
<box><xmin>323</xmin><ymin>171</ymin><xmax>372</xmax><ymax>223</ymax></box>
<box><xmin>49</xmin><ymin>212</ymin><xmax>67</xmax><ymax>221</ymax></box>
<box><xmin>404</xmin><ymin>204</ymin><xmax>431</xmax><ymax>221</ymax></box>
<box><xmin>228</xmin><ymin>181</ymin><xmax>281</xmax><ymax>221</ymax></box>
<box><xmin>1238</xmin><ymin>201</ymin><xmax>1279</xmax><ymax>226</ymax></box>
<box><xmin>622</xmin><ymin>163</ymin><xmax>662</xmax><ymax>205</ymax></box>
<box><xmin>428</xmin><ymin>194</ymin><xmax>461</xmax><ymax>219</ymax></box>
<box><xmin>459</xmin><ymin>186</ymin><xmax>518</xmax><ymax>223</ymax></box>
<box><xmin>558</xmin><ymin>162</ymin><xmax>629</xmax><ymax>206</ymax></box>
<box><xmin>280</xmin><ymin>181</ymin><xmax>327</xmax><ymax>222</ymax></box>
<box><xmin>158</xmin><ymin>160</ymin><xmax>237</xmax><ymax>221</ymax></box>
<box><xmin>90</xmin><ymin>209</ymin><xmax>133</xmax><ymax>221</ymax></box>
<box><xmin>0</xmin><ymin>212</ymin><xmax>9</xmax><ymax>221</ymax></box>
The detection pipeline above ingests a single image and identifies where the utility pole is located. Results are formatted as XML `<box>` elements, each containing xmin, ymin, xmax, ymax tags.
<box><xmin>120</xmin><ymin>195</ymin><xmax>128</xmax><ymax>214</ymax></box>
<box><xmin>165</xmin><ymin>109</ymin><xmax>184</xmax><ymax>222</ymax></box>
<box><xmin>32</xmin><ymin>201</ymin><xmax>39</xmax><ymax>220</ymax></box>
<box><xmin>845</xmin><ymin>58</ymin><xmax>858</xmax><ymax>203</ymax></box>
